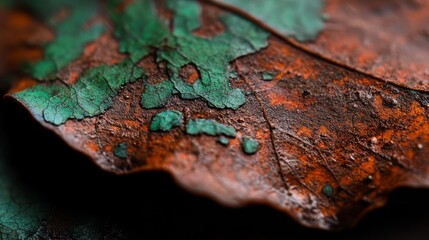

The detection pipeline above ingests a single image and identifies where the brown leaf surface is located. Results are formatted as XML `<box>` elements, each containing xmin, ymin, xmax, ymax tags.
<box><xmin>301</xmin><ymin>0</ymin><xmax>429</xmax><ymax>92</ymax></box>
<box><xmin>293</xmin><ymin>0</ymin><xmax>429</xmax><ymax>91</ymax></box>
<box><xmin>4</xmin><ymin>1</ymin><xmax>429</xmax><ymax>230</ymax></box>
<box><xmin>212</xmin><ymin>0</ymin><xmax>429</xmax><ymax>91</ymax></box>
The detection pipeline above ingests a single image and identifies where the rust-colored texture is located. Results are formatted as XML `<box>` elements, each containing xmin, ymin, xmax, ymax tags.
<box><xmin>213</xmin><ymin>0</ymin><xmax>429</xmax><ymax>91</ymax></box>
<box><xmin>297</xmin><ymin>0</ymin><xmax>429</xmax><ymax>91</ymax></box>
<box><xmin>2</xmin><ymin>0</ymin><xmax>429</xmax><ymax>231</ymax></box>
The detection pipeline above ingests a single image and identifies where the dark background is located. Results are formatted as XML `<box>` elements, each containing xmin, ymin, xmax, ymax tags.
<box><xmin>1</xmin><ymin>90</ymin><xmax>429</xmax><ymax>240</ymax></box>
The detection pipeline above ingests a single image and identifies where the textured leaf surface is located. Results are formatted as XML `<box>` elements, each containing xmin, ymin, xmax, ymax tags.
<box><xmin>4</xmin><ymin>0</ymin><xmax>429</xmax><ymax>231</ymax></box>
<box><xmin>15</xmin><ymin>0</ymin><xmax>269</xmax><ymax>125</ymax></box>
<box><xmin>297</xmin><ymin>0</ymin><xmax>429</xmax><ymax>91</ymax></box>
<box><xmin>214</xmin><ymin>0</ymin><xmax>429</xmax><ymax>91</ymax></box>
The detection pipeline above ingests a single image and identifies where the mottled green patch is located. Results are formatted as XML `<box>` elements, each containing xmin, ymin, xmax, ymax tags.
<box><xmin>241</xmin><ymin>137</ymin><xmax>260</xmax><ymax>154</ymax></box>
<box><xmin>108</xmin><ymin>0</ymin><xmax>169</xmax><ymax>63</ymax></box>
<box><xmin>22</xmin><ymin>0</ymin><xmax>105</xmax><ymax>80</ymax></box>
<box><xmin>113</xmin><ymin>142</ymin><xmax>128</xmax><ymax>159</ymax></box>
<box><xmin>262</xmin><ymin>72</ymin><xmax>275</xmax><ymax>81</ymax></box>
<box><xmin>110</xmin><ymin>0</ymin><xmax>268</xmax><ymax>110</ymax></box>
<box><xmin>322</xmin><ymin>184</ymin><xmax>334</xmax><ymax>197</ymax></box>
<box><xmin>161</xmin><ymin>0</ymin><xmax>268</xmax><ymax>109</ymax></box>
<box><xmin>150</xmin><ymin>110</ymin><xmax>183</xmax><ymax>132</ymax></box>
<box><xmin>186</xmin><ymin>119</ymin><xmax>236</xmax><ymax>137</ymax></box>
<box><xmin>217</xmin><ymin>136</ymin><xmax>230</xmax><ymax>146</ymax></box>
<box><xmin>15</xmin><ymin>59</ymin><xmax>144</xmax><ymax>125</ymax></box>
<box><xmin>214</xmin><ymin>0</ymin><xmax>325</xmax><ymax>41</ymax></box>
<box><xmin>16</xmin><ymin>0</ymin><xmax>269</xmax><ymax>126</ymax></box>
<box><xmin>141</xmin><ymin>81</ymin><xmax>174</xmax><ymax>109</ymax></box>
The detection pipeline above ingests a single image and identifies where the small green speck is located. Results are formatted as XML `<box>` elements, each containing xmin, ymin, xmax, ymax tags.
<box><xmin>241</xmin><ymin>137</ymin><xmax>259</xmax><ymax>154</ymax></box>
<box><xmin>229</xmin><ymin>71</ymin><xmax>239</xmax><ymax>79</ymax></box>
<box><xmin>150</xmin><ymin>110</ymin><xmax>183</xmax><ymax>131</ymax></box>
<box><xmin>113</xmin><ymin>142</ymin><xmax>128</xmax><ymax>159</ymax></box>
<box><xmin>262</xmin><ymin>72</ymin><xmax>275</xmax><ymax>81</ymax></box>
<box><xmin>322</xmin><ymin>13</ymin><xmax>330</xmax><ymax>21</ymax></box>
<box><xmin>186</xmin><ymin>119</ymin><xmax>236</xmax><ymax>137</ymax></box>
<box><xmin>218</xmin><ymin>136</ymin><xmax>230</xmax><ymax>146</ymax></box>
<box><xmin>322</xmin><ymin>184</ymin><xmax>334</xmax><ymax>197</ymax></box>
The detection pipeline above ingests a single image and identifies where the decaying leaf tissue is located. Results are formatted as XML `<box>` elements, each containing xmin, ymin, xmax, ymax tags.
<box><xmin>1</xmin><ymin>0</ymin><xmax>429</xmax><ymax>238</ymax></box>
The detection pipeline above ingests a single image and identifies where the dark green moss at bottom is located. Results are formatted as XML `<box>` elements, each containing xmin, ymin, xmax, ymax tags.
<box><xmin>322</xmin><ymin>184</ymin><xmax>334</xmax><ymax>197</ymax></box>
<box><xmin>241</xmin><ymin>137</ymin><xmax>260</xmax><ymax>154</ymax></box>
<box><xmin>113</xmin><ymin>142</ymin><xmax>128</xmax><ymax>159</ymax></box>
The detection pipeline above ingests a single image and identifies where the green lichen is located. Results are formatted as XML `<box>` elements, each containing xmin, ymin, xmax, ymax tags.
<box><xmin>217</xmin><ymin>136</ymin><xmax>230</xmax><ymax>146</ymax></box>
<box><xmin>150</xmin><ymin>110</ymin><xmax>183</xmax><ymax>132</ymax></box>
<box><xmin>15</xmin><ymin>59</ymin><xmax>144</xmax><ymax>125</ymax></box>
<box><xmin>23</xmin><ymin>0</ymin><xmax>105</xmax><ymax>80</ymax></box>
<box><xmin>160</xmin><ymin>0</ymin><xmax>268</xmax><ymax>109</ymax></box>
<box><xmin>108</xmin><ymin>0</ymin><xmax>169</xmax><ymax>63</ymax></box>
<box><xmin>322</xmin><ymin>184</ymin><xmax>334</xmax><ymax>197</ymax></box>
<box><xmin>16</xmin><ymin>0</ymin><xmax>269</xmax><ymax>126</ymax></box>
<box><xmin>111</xmin><ymin>0</ymin><xmax>269</xmax><ymax>110</ymax></box>
<box><xmin>241</xmin><ymin>137</ymin><xmax>260</xmax><ymax>154</ymax></box>
<box><xmin>214</xmin><ymin>0</ymin><xmax>325</xmax><ymax>41</ymax></box>
<box><xmin>141</xmin><ymin>81</ymin><xmax>174</xmax><ymax>109</ymax></box>
<box><xmin>113</xmin><ymin>142</ymin><xmax>128</xmax><ymax>159</ymax></box>
<box><xmin>186</xmin><ymin>119</ymin><xmax>236</xmax><ymax>137</ymax></box>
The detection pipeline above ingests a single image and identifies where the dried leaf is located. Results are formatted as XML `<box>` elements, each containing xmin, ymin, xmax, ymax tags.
<box><xmin>4</xmin><ymin>0</ymin><xmax>429</xmax><ymax>231</ymax></box>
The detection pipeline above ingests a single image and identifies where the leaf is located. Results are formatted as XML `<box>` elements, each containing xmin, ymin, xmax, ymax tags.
<box><xmin>213</xmin><ymin>0</ymin><xmax>429</xmax><ymax>91</ymax></box>
<box><xmin>4</xmin><ymin>0</ymin><xmax>429</xmax><ymax>231</ymax></box>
